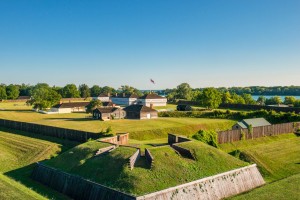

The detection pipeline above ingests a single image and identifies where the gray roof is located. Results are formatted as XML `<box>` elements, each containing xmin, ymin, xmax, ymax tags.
<box><xmin>239</xmin><ymin>118</ymin><xmax>271</xmax><ymax>128</ymax></box>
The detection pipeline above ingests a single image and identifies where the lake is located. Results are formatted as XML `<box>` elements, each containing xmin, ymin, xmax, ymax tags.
<box><xmin>252</xmin><ymin>95</ymin><xmax>300</xmax><ymax>101</ymax></box>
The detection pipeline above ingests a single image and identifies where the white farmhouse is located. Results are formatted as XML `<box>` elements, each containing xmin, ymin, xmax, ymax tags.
<box><xmin>110</xmin><ymin>93</ymin><xmax>139</xmax><ymax>106</ymax></box>
<box><xmin>92</xmin><ymin>93</ymin><xmax>110</xmax><ymax>102</ymax></box>
<box><xmin>50</xmin><ymin>102</ymin><xmax>89</xmax><ymax>113</ymax></box>
<box><xmin>138</xmin><ymin>93</ymin><xmax>167</xmax><ymax>107</ymax></box>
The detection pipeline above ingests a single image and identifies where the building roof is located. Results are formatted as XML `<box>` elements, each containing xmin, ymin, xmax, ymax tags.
<box><xmin>111</xmin><ymin>93</ymin><xmax>139</xmax><ymax>99</ymax></box>
<box><xmin>102</xmin><ymin>102</ymin><xmax>114</xmax><ymax>107</ymax></box>
<box><xmin>52</xmin><ymin>102</ymin><xmax>90</xmax><ymax>109</ymax></box>
<box><xmin>139</xmin><ymin>93</ymin><xmax>166</xmax><ymax>99</ymax></box>
<box><xmin>237</xmin><ymin>118</ymin><xmax>271</xmax><ymax>128</ymax></box>
<box><xmin>94</xmin><ymin>107</ymin><xmax>120</xmax><ymax>113</ymax></box>
<box><xmin>123</xmin><ymin>105</ymin><xmax>157</xmax><ymax>112</ymax></box>
<box><xmin>98</xmin><ymin>93</ymin><xmax>110</xmax><ymax>97</ymax></box>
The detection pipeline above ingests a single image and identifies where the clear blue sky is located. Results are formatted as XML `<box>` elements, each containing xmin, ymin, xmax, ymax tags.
<box><xmin>0</xmin><ymin>0</ymin><xmax>299</xmax><ymax>89</ymax></box>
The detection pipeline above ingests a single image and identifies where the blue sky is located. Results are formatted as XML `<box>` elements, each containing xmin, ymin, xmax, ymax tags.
<box><xmin>0</xmin><ymin>0</ymin><xmax>299</xmax><ymax>89</ymax></box>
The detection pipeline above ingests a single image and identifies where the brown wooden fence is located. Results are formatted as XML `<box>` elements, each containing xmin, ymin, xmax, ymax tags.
<box><xmin>0</xmin><ymin>119</ymin><xmax>99</xmax><ymax>142</ymax></box>
<box><xmin>218</xmin><ymin>122</ymin><xmax>300</xmax><ymax>144</ymax></box>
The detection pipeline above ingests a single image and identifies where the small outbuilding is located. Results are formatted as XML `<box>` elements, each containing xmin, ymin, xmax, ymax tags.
<box><xmin>123</xmin><ymin>105</ymin><xmax>158</xmax><ymax>119</ymax></box>
<box><xmin>93</xmin><ymin>107</ymin><xmax>126</xmax><ymax>121</ymax></box>
<box><xmin>177</xmin><ymin>104</ymin><xmax>192</xmax><ymax>111</ymax></box>
<box><xmin>138</xmin><ymin>93</ymin><xmax>167</xmax><ymax>107</ymax></box>
<box><xmin>232</xmin><ymin>118</ymin><xmax>271</xmax><ymax>130</ymax></box>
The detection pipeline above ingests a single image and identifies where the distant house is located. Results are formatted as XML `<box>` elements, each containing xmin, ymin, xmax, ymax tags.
<box><xmin>123</xmin><ymin>105</ymin><xmax>158</xmax><ymax>119</ymax></box>
<box><xmin>93</xmin><ymin>107</ymin><xmax>126</xmax><ymax>121</ymax></box>
<box><xmin>51</xmin><ymin>102</ymin><xmax>89</xmax><ymax>113</ymax></box>
<box><xmin>101</xmin><ymin>101</ymin><xmax>115</xmax><ymax>107</ymax></box>
<box><xmin>177</xmin><ymin>104</ymin><xmax>192</xmax><ymax>111</ymax></box>
<box><xmin>93</xmin><ymin>93</ymin><xmax>111</xmax><ymax>102</ymax></box>
<box><xmin>111</xmin><ymin>93</ymin><xmax>139</xmax><ymax>106</ymax></box>
<box><xmin>232</xmin><ymin>118</ymin><xmax>271</xmax><ymax>130</ymax></box>
<box><xmin>138</xmin><ymin>93</ymin><xmax>167</xmax><ymax>107</ymax></box>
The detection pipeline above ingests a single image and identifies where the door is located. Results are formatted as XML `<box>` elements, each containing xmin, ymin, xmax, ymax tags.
<box><xmin>146</xmin><ymin>113</ymin><xmax>151</xmax><ymax>119</ymax></box>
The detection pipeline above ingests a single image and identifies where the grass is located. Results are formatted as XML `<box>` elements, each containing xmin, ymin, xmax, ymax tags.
<box><xmin>44</xmin><ymin>139</ymin><xmax>247</xmax><ymax>196</ymax></box>
<box><xmin>0</xmin><ymin>174</ymin><xmax>47</xmax><ymax>200</ymax></box>
<box><xmin>229</xmin><ymin>173</ymin><xmax>300</xmax><ymax>200</ymax></box>
<box><xmin>0</xmin><ymin>106</ymin><xmax>235</xmax><ymax>140</ymax></box>
<box><xmin>0</xmin><ymin>127</ymin><xmax>78</xmax><ymax>199</ymax></box>
<box><xmin>219</xmin><ymin>133</ymin><xmax>300</xmax><ymax>182</ymax></box>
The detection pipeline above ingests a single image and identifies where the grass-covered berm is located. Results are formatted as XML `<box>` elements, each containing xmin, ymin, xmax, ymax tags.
<box><xmin>0</xmin><ymin>127</ymin><xmax>78</xmax><ymax>200</ymax></box>
<box><xmin>44</xmin><ymin>139</ymin><xmax>248</xmax><ymax>196</ymax></box>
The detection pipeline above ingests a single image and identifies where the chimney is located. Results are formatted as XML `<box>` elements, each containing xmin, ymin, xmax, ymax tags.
<box><xmin>123</xmin><ymin>93</ymin><xmax>126</xmax><ymax>97</ymax></box>
<box><xmin>150</xmin><ymin>104</ymin><xmax>153</xmax><ymax>109</ymax></box>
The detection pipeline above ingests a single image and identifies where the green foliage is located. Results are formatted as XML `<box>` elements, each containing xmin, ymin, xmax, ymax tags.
<box><xmin>62</xmin><ymin>84</ymin><xmax>80</xmax><ymax>98</ymax></box>
<box><xmin>192</xmin><ymin>129</ymin><xmax>219</xmax><ymax>148</ymax></box>
<box><xmin>120</xmin><ymin>85</ymin><xmax>142</xmax><ymax>96</ymax></box>
<box><xmin>265</xmin><ymin>96</ymin><xmax>282</xmax><ymax>105</ymax></box>
<box><xmin>240</xmin><ymin>130</ymin><xmax>246</xmax><ymax>140</ymax></box>
<box><xmin>86</xmin><ymin>99</ymin><xmax>102</xmax><ymax>113</ymax></box>
<box><xmin>222</xmin><ymin>91</ymin><xmax>234</xmax><ymax>104</ymax></box>
<box><xmin>241</xmin><ymin>94</ymin><xmax>256</xmax><ymax>105</ymax></box>
<box><xmin>284</xmin><ymin>96</ymin><xmax>296</xmax><ymax>105</ymax></box>
<box><xmin>198</xmin><ymin>87</ymin><xmax>222</xmax><ymax>109</ymax></box>
<box><xmin>256</xmin><ymin>96</ymin><xmax>266</xmax><ymax>105</ymax></box>
<box><xmin>0</xmin><ymin>86</ymin><xmax>7</xmax><ymax>100</ymax></box>
<box><xmin>79</xmin><ymin>84</ymin><xmax>91</xmax><ymax>98</ymax></box>
<box><xmin>231</xmin><ymin>93</ymin><xmax>246</xmax><ymax>104</ymax></box>
<box><xmin>248</xmin><ymin>124</ymin><xmax>253</xmax><ymax>139</ymax></box>
<box><xmin>28</xmin><ymin>84</ymin><xmax>61</xmax><ymax>110</ymax></box>
<box><xmin>90</xmin><ymin>85</ymin><xmax>101</xmax><ymax>97</ymax></box>
<box><xmin>6</xmin><ymin>84</ymin><xmax>19</xmax><ymax>100</ymax></box>
<box><xmin>175</xmin><ymin>83</ymin><xmax>192</xmax><ymax>100</ymax></box>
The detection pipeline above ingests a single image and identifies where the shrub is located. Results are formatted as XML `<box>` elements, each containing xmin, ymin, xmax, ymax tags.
<box><xmin>192</xmin><ymin>129</ymin><xmax>219</xmax><ymax>148</ymax></box>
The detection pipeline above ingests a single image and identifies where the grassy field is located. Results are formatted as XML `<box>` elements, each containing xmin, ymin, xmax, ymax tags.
<box><xmin>220</xmin><ymin>133</ymin><xmax>300</xmax><ymax>182</ymax></box>
<box><xmin>0</xmin><ymin>107</ymin><xmax>235</xmax><ymax>140</ymax></box>
<box><xmin>44</xmin><ymin>139</ymin><xmax>247</xmax><ymax>196</ymax></box>
<box><xmin>229</xmin><ymin>173</ymin><xmax>300</xmax><ymax>200</ymax></box>
<box><xmin>0</xmin><ymin>127</ymin><xmax>77</xmax><ymax>200</ymax></box>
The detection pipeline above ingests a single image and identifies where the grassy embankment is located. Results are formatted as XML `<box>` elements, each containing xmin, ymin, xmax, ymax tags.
<box><xmin>0</xmin><ymin>127</ymin><xmax>78</xmax><ymax>200</ymax></box>
<box><xmin>0</xmin><ymin>102</ymin><xmax>235</xmax><ymax>140</ymax></box>
<box><xmin>45</xmin><ymin>139</ymin><xmax>247</xmax><ymax>196</ymax></box>
<box><xmin>220</xmin><ymin>133</ymin><xmax>300</xmax><ymax>199</ymax></box>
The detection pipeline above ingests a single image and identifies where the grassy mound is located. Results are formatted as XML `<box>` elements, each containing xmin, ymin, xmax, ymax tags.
<box><xmin>44</xmin><ymin>140</ymin><xmax>248</xmax><ymax>196</ymax></box>
<box><xmin>230</xmin><ymin>173</ymin><xmax>300</xmax><ymax>200</ymax></box>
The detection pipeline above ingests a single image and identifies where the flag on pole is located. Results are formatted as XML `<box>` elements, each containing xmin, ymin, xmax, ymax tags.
<box><xmin>150</xmin><ymin>79</ymin><xmax>155</xmax><ymax>84</ymax></box>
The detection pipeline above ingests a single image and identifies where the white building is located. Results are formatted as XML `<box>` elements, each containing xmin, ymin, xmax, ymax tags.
<box><xmin>138</xmin><ymin>94</ymin><xmax>167</xmax><ymax>107</ymax></box>
<box><xmin>50</xmin><ymin>102</ymin><xmax>89</xmax><ymax>113</ymax></box>
<box><xmin>93</xmin><ymin>93</ymin><xmax>110</xmax><ymax>102</ymax></box>
<box><xmin>110</xmin><ymin>93</ymin><xmax>139</xmax><ymax>106</ymax></box>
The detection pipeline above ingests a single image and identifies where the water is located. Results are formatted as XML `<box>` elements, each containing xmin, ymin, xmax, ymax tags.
<box><xmin>252</xmin><ymin>95</ymin><xmax>300</xmax><ymax>101</ymax></box>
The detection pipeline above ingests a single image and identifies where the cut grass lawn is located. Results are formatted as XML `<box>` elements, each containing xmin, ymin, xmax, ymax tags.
<box><xmin>44</xmin><ymin>139</ymin><xmax>248</xmax><ymax>196</ymax></box>
<box><xmin>219</xmin><ymin>133</ymin><xmax>300</xmax><ymax>182</ymax></box>
<box><xmin>229</xmin><ymin>173</ymin><xmax>300</xmax><ymax>200</ymax></box>
<box><xmin>0</xmin><ymin>127</ymin><xmax>77</xmax><ymax>200</ymax></box>
<box><xmin>0</xmin><ymin>109</ymin><xmax>235</xmax><ymax>140</ymax></box>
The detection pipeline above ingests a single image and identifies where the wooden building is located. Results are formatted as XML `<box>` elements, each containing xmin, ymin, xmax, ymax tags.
<box><xmin>51</xmin><ymin>102</ymin><xmax>89</xmax><ymax>113</ymax></box>
<box><xmin>123</xmin><ymin>105</ymin><xmax>158</xmax><ymax>120</ymax></box>
<box><xmin>138</xmin><ymin>93</ymin><xmax>167</xmax><ymax>107</ymax></box>
<box><xmin>93</xmin><ymin>107</ymin><xmax>126</xmax><ymax>121</ymax></box>
<box><xmin>232</xmin><ymin>118</ymin><xmax>271</xmax><ymax>130</ymax></box>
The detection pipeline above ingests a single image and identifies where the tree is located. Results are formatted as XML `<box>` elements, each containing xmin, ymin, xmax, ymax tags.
<box><xmin>28</xmin><ymin>84</ymin><xmax>61</xmax><ymax>110</ymax></box>
<box><xmin>176</xmin><ymin>83</ymin><xmax>192</xmax><ymax>100</ymax></box>
<box><xmin>265</xmin><ymin>96</ymin><xmax>282</xmax><ymax>105</ymax></box>
<box><xmin>284</xmin><ymin>96</ymin><xmax>296</xmax><ymax>105</ymax></box>
<box><xmin>294</xmin><ymin>100</ymin><xmax>300</xmax><ymax>107</ymax></box>
<box><xmin>191</xmin><ymin>90</ymin><xmax>202</xmax><ymax>101</ymax></box>
<box><xmin>242</xmin><ymin>94</ymin><xmax>256</xmax><ymax>105</ymax></box>
<box><xmin>79</xmin><ymin>84</ymin><xmax>91</xmax><ymax>98</ymax></box>
<box><xmin>90</xmin><ymin>85</ymin><xmax>101</xmax><ymax>97</ymax></box>
<box><xmin>231</xmin><ymin>93</ymin><xmax>246</xmax><ymax>104</ymax></box>
<box><xmin>6</xmin><ymin>84</ymin><xmax>19</xmax><ymax>99</ymax></box>
<box><xmin>222</xmin><ymin>91</ymin><xmax>234</xmax><ymax>104</ymax></box>
<box><xmin>0</xmin><ymin>85</ymin><xmax>7</xmax><ymax>100</ymax></box>
<box><xmin>256</xmin><ymin>96</ymin><xmax>266</xmax><ymax>105</ymax></box>
<box><xmin>198</xmin><ymin>87</ymin><xmax>222</xmax><ymax>109</ymax></box>
<box><xmin>120</xmin><ymin>85</ymin><xmax>142</xmax><ymax>96</ymax></box>
<box><xmin>101</xmin><ymin>86</ymin><xmax>115</xmax><ymax>95</ymax></box>
<box><xmin>86</xmin><ymin>99</ymin><xmax>102</xmax><ymax>113</ymax></box>
<box><xmin>62</xmin><ymin>84</ymin><xmax>80</xmax><ymax>98</ymax></box>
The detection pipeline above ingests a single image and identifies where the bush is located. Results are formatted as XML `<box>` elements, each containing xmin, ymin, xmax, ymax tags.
<box><xmin>192</xmin><ymin>129</ymin><xmax>218</xmax><ymax>148</ymax></box>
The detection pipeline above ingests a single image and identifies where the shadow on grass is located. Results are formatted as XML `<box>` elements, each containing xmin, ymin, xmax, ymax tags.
<box><xmin>0</xmin><ymin>109</ymin><xmax>33</xmax><ymax>112</ymax></box>
<box><xmin>44</xmin><ymin>118</ymin><xmax>92</xmax><ymax>122</ymax></box>
<box><xmin>145</xmin><ymin>143</ymin><xmax>168</xmax><ymax>147</ymax></box>
<box><xmin>4</xmin><ymin>164</ymin><xmax>70</xmax><ymax>200</ymax></box>
<box><xmin>134</xmin><ymin>156</ymin><xmax>151</xmax><ymax>170</ymax></box>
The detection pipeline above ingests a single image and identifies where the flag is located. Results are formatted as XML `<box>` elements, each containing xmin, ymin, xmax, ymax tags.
<box><xmin>150</xmin><ymin>79</ymin><xmax>155</xmax><ymax>84</ymax></box>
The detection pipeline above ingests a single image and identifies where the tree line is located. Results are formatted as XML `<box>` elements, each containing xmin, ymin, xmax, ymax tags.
<box><xmin>166</xmin><ymin>83</ymin><xmax>300</xmax><ymax>109</ymax></box>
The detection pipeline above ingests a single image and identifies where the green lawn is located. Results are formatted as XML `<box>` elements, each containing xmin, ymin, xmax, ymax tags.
<box><xmin>0</xmin><ymin>128</ymin><xmax>77</xmax><ymax>200</ymax></box>
<box><xmin>0</xmin><ymin>108</ymin><xmax>235</xmax><ymax>140</ymax></box>
<box><xmin>44</xmin><ymin>139</ymin><xmax>247</xmax><ymax>196</ymax></box>
<box><xmin>229</xmin><ymin>173</ymin><xmax>300</xmax><ymax>200</ymax></box>
<box><xmin>219</xmin><ymin>133</ymin><xmax>300</xmax><ymax>182</ymax></box>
